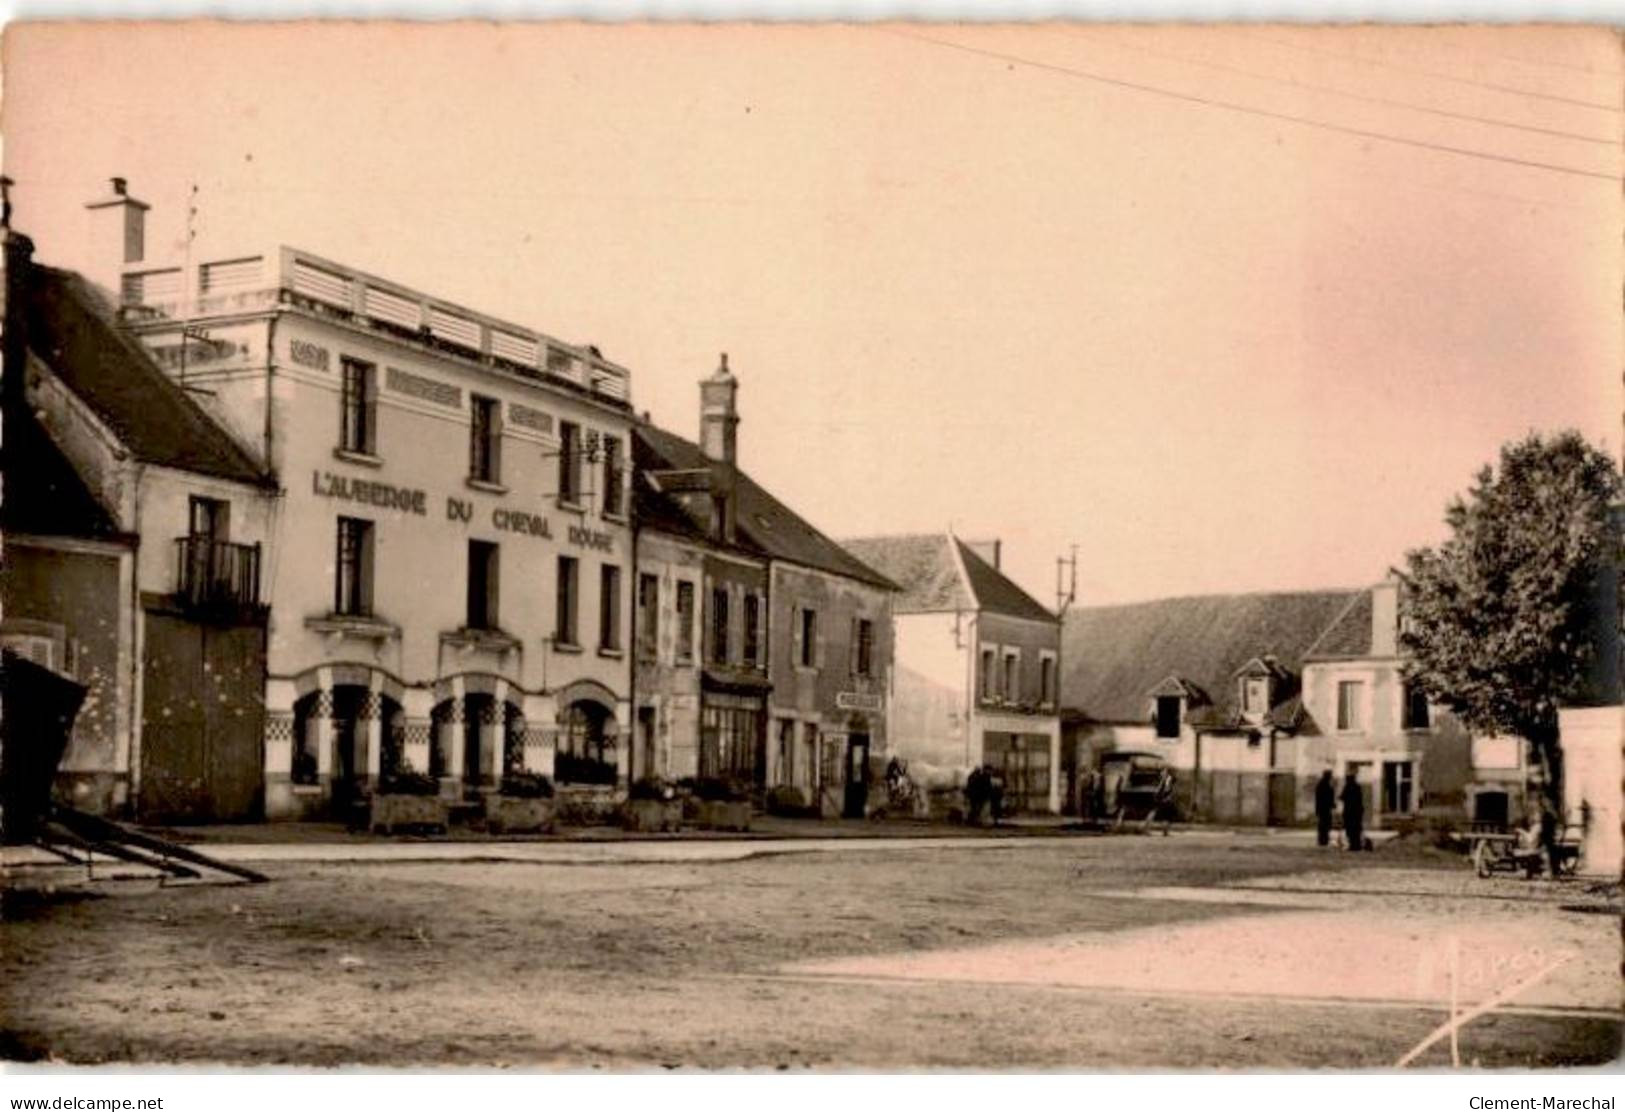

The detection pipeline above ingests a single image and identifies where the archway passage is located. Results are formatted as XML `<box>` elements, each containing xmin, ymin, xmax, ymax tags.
<box><xmin>555</xmin><ymin>699</ymin><xmax>617</xmax><ymax>786</ymax></box>
<box><xmin>291</xmin><ymin>686</ymin><xmax>402</xmax><ymax>813</ymax></box>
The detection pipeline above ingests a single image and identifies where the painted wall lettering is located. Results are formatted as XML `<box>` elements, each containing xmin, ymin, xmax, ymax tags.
<box><xmin>567</xmin><ymin>525</ymin><xmax>614</xmax><ymax>552</ymax></box>
<box><xmin>311</xmin><ymin>470</ymin><xmax>427</xmax><ymax>515</ymax></box>
<box><xmin>493</xmin><ymin>508</ymin><xmax>553</xmax><ymax>538</ymax></box>
<box><xmin>289</xmin><ymin>339</ymin><xmax>330</xmax><ymax>371</ymax></box>
<box><xmin>386</xmin><ymin>365</ymin><xmax>462</xmax><ymax>408</ymax></box>
<box><xmin>446</xmin><ymin>497</ymin><xmax>473</xmax><ymax>523</ymax></box>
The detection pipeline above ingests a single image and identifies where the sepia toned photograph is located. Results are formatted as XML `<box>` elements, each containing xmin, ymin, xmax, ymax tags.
<box><xmin>0</xmin><ymin>15</ymin><xmax>1620</xmax><ymax>1080</ymax></box>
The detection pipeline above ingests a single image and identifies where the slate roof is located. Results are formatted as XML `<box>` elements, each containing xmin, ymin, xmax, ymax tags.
<box><xmin>954</xmin><ymin>538</ymin><xmax>1057</xmax><ymax>623</ymax></box>
<box><xmin>1061</xmin><ymin>589</ymin><xmax>1367</xmax><ymax>726</ymax></box>
<box><xmin>633</xmin><ymin>424</ymin><xmax>895</xmax><ymax>591</ymax></box>
<box><xmin>843</xmin><ymin>533</ymin><xmax>1057</xmax><ymax>623</ymax></box>
<box><xmin>1302</xmin><ymin>591</ymin><xmax>1375</xmax><ymax>659</ymax></box>
<box><xmin>26</xmin><ymin>266</ymin><xmax>270</xmax><ymax>486</ymax></box>
<box><xmin>841</xmin><ymin>535</ymin><xmax>973</xmax><ymax>612</ymax></box>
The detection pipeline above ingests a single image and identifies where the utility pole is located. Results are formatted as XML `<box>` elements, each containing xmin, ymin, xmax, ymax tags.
<box><xmin>1055</xmin><ymin>544</ymin><xmax>1078</xmax><ymax>616</ymax></box>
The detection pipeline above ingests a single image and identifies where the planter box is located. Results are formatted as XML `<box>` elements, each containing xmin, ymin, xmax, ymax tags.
<box><xmin>623</xmin><ymin>798</ymin><xmax>684</xmax><ymax>833</ymax></box>
<box><xmin>693</xmin><ymin>799</ymin><xmax>751</xmax><ymax>832</ymax></box>
<box><xmin>484</xmin><ymin>795</ymin><xmax>556</xmax><ymax>835</ymax></box>
<box><xmin>369</xmin><ymin>793</ymin><xmax>449</xmax><ymax>835</ymax></box>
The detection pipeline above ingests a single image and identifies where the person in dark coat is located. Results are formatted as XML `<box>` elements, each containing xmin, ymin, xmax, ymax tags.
<box><xmin>1340</xmin><ymin>769</ymin><xmax>1365</xmax><ymax>851</ymax></box>
<box><xmin>1314</xmin><ymin>770</ymin><xmax>1336</xmax><ymax>847</ymax></box>
<box><xmin>964</xmin><ymin>766</ymin><xmax>987</xmax><ymax>825</ymax></box>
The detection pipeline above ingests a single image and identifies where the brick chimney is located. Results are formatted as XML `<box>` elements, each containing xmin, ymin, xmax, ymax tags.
<box><xmin>83</xmin><ymin>176</ymin><xmax>148</xmax><ymax>298</ymax></box>
<box><xmin>700</xmin><ymin>353</ymin><xmax>739</xmax><ymax>543</ymax></box>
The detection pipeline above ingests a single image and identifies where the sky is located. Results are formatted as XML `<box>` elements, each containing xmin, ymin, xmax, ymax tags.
<box><xmin>3</xmin><ymin>21</ymin><xmax>1619</xmax><ymax>608</ymax></box>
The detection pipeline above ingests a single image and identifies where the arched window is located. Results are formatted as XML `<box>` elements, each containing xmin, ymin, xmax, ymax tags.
<box><xmin>555</xmin><ymin>700</ymin><xmax>616</xmax><ymax>785</ymax></box>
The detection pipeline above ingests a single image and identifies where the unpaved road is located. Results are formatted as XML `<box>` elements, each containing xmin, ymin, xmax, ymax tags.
<box><xmin>2</xmin><ymin>836</ymin><xmax>1617</xmax><ymax>1068</ymax></box>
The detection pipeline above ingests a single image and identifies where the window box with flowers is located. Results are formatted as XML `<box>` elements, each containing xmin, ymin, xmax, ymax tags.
<box><xmin>682</xmin><ymin>776</ymin><xmax>753</xmax><ymax>832</ymax></box>
<box><xmin>368</xmin><ymin>770</ymin><xmax>450</xmax><ymax>835</ymax></box>
<box><xmin>622</xmin><ymin>777</ymin><xmax>684</xmax><ymax>832</ymax></box>
<box><xmin>483</xmin><ymin>772</ymin><xmax>557</xmax><ymax>834</ymax></box>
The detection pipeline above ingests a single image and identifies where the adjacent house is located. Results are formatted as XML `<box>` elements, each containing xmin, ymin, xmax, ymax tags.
<box><xmin>1062</xmin><ymin>581</ymin><xmax>1491</xmax><ymax>828</ymax></box>
<box><xmin>843</xmin><ymin>534</ymin><xmax>1062</xmax><ymax>813</ymax></box>
<box><xmin>634</xmin><ymin>359</ymin><xmax>897</xmax><ymax>816</ymax></box>
<box><xmin>2</xmin><ymin>224</ymin><xmax>280</xmax><ymax>821</ymax></box>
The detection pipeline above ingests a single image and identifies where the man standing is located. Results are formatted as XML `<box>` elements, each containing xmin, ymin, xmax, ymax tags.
<box><xmin>1314</xmin><ymin>770</ymin><xmax>1336</xmax><ymax>847</ymax></box>
<box><xmin>1340</xmin><ymin>768</ymin><xmax>1365</xmax><ymax>852</ymax></box>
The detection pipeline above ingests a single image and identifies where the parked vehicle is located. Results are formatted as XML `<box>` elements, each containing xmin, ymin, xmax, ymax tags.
<box><xmin>1096</xmin><ymin>751</ymin><xmax>1171</xmax><ymax>826</ymax></box>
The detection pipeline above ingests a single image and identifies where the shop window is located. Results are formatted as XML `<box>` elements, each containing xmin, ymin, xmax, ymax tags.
<box><xmin>676</xmin><ymin>581</ymin><xmax>696</xmax><ymax>662</ymax></box>
<box><xmin>555</xmin><ymin>555</ymin><xmax>579</xmax><ymax>647</ymax></box>
<box><xmin>555</xmin><ymin>701</ymin><xmax>616</xmax><ymax>785</ymax></box>
<box><xmin>600</xmin><ymin>564</ymin><xmax>622</xmax><ymax>652</ymax></box>
<box><xmin>466</xmin><ymin>541</ymin><xmax>499</xmax><ymax>630</ymax></box>
<box><xmin>469</xmin><ymin>394</ymin><xmax>501</xmax><ymax>484</ymax></box>
<box><xmin>334</xmin><ymin>516</ymin><xmax>374</xmax><ymax>617</ymax></box>
<box><xmin>340</xmin><ymin>357</ymin><xmax>377</xmax><ymax>455</ymax></box>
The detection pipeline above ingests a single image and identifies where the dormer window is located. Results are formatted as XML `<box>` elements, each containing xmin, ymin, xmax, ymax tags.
<box><xmin>1155</xmin><ymin>695</ymin><xmax>1182</xmax><ymax>739</ymax></box>
<box><xmin>1241</xmin><ymin>676</ymin><xmax>1269</xmax><ymax>717</ymax></box>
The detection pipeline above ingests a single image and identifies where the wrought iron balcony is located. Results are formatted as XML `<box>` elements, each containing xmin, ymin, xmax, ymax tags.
<box><xmin>174</xmin><ymin>536</ymin><xmax>263</xmax><ymax>613</ymax></box>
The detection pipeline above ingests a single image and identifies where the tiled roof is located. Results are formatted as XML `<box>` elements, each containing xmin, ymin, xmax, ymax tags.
<box><xmin>633</xmin><ymin>425</ymin><xmax>895</xmax><ymax>590</ymax></box>
<box><xmin>1062</xmin><ymin>589</ymin><xmax>1366</xmax><ymax>725</ymax></box>
<box><xmin>954</xmin><ymin>538</ymin><xmax>1057</xmax><ymax>624</ymax></box>
<box><xmin>842</xmin><ymin>535</ymin><xmax>973</xmax><ymax>612</ymax></box>
<box><xmin>27</xmin><ymin>266</ymin><xmax>270</xmax><ymax>486</ymax></box>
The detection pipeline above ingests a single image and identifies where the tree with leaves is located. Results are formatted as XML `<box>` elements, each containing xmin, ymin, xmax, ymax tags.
<box><xmin>1398</xmin><ymin>431</ymin><xmax>1620</xmax><ymax>809</ymax></box>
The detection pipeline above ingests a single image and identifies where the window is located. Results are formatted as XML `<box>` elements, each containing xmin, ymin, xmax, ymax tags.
<box><xmin>980</xmin><ymin>648</ymin><xmax>996</xmax><ymax>701</ymax></box>
<box><xmin>466</xmin><ymin>541</ymin><xmax>499</xmax><ymax>630</ymax></box>
<box><xmin>182</xmin><ymin>496</ymin><xmax>231</xmax><ymax>603</ymax></box>
<box><xmin>851</xmin><ymin>618</ymin><xmax>874</xmax><ymax>677</ymax></box>
<box><xmin>1381</xmin><ymin>760</ymin><xmax>1414</xmax><ymax>814</ymax></box>
<box><xmin>1336</xmin><ymin>680</ymin><xmax>1364</xmax><ymax>732</ymax></box>
<box><xmin>467</xmin><ymin>394</ymin><xmax>501</xmax><ymax>483</ymax></box>
<box><xmin>1242</xmin><ymin>677</ymin><xmax>1268</xmax><ymax>716</ymax></box>
<box><xmin>190</xmin><ymin>495</ymin><xmax>229</xmax><ymax>544</ymax></box>
<box><xmin>602</xmin><ymin>435</ymin><xmax>624</xmax><ymax>517</ymax></box>
<box><xmin>675</xmin><ymin>580</ymin><xmax>696</xmax><ymax>662</ymax></box>
<box><xmin>600</xmin><ymin>564</ymin><xmax>622</xmax><ymax>652</ymax></box>
<box><xmin>555</xmin><ymin>700</ymin><xmax>616</xmax><ymax>784</ymax></box>
<box><xmin>1403</xmin><ymin>682</ymin><xmax>1431</xmax><ymax>730</ymax></box>
<box><xmin>340</xmin><ymin>358</ymin><xmax>377</xmax><ymax>455</ymax></box>
<box><xmin>743</xmin><ymin>593</ymin><xmax>761</xmax><ymax>667</ymax></box>
<box><xmin>1003</xmin><ymin>650</ymin><xmax>1020</xmax><ymax>702</ymax></box>
<box><xmin>1155</xmin><ymin>695</ymin><xmax>1181</xmax><ymax>739</ymax></box>
<box><xmin>555</xmin><ymin>555</ymin><xmax>579</xmax><ymax>646</ymax></box>
<box><xmin>777</xmin><ymin>718</ymin><xmax>796</xmax><ymax>786</ymax></box>
<box><xmin>711</xmin><ymin>586</ymin><xmax>731</xmax><ymax>664</ymax></box>
<box><xmin>799</xmin><ymin>608</ymin><xmax>819</xmax><ymax>669</ymax></box>
<box><xmin>1040</xmin><ymin>654</ymin><xmax>1056</xmax><ymax>705</ymax></box>
<box><xmin>559</xmin><ymin>421</ymin><xmax>581</xmax><ymax>504</ymax></box>
<box><xmin>334</xmin><ymin>517</ymin><xmax>374</xmax><ymax>617</ymax></box>
<box><xmin>637</xmin><ymin>573</ymin><xmax>659</xmax><ymax>657</ymax></box>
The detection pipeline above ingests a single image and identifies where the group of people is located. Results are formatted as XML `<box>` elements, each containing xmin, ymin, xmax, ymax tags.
<box><xmin>1314</xmin><ymin>769</ymin><xmax>1371</xmax><ymax>851</ymax></box>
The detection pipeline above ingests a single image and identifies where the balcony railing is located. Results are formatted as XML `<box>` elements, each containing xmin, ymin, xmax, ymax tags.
<box><xmin>175</xmin><ymin>537</ymin><xmax>262</xmax><ymax>612</ymax></box>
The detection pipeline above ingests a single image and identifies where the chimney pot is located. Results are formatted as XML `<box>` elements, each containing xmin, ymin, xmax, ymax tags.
<box><xmin>111</xmin><ymin>177</ymin><xmax>127</xmax><ymax>196</ymax></box>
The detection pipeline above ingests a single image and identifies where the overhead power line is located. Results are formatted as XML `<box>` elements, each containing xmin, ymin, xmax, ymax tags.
<box><xmin>878</xmin><ymin>27</ymin><xmax>1621</xmax><ymax>184</ymax></box>
<box><xmin>1075</xmin><ymin>28</ymin><xmax>1619</xmax><ymax>147</ymax></box>
<box><xmin>1239</xmin><ymin>29</ymin><xmax>1623</xmax><ymax>114</ymax></box>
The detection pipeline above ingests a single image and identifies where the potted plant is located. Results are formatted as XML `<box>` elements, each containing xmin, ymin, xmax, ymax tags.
<box><xmin>687</xmin><ymin>775</ymin><xmax>753</xmax><ymax>832</ymax></box>
<box><xmin>484</xmin><ymin>772</ymin><xmax>556</xmax><ymax>834</ymax></box>
<box><xmin>369</xmin><ymin>770</ymin><xmax>449</xmax><ymax>835</ymax></box>
<box><xmin>622</xmin><ymin>776</ymin><xmax>683</xmax><ymax>832</ymax></box>
<box><xmin>765</xmin><ymin>785</ymin><xmax>816</xmax><ymax>819</ymax></box>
